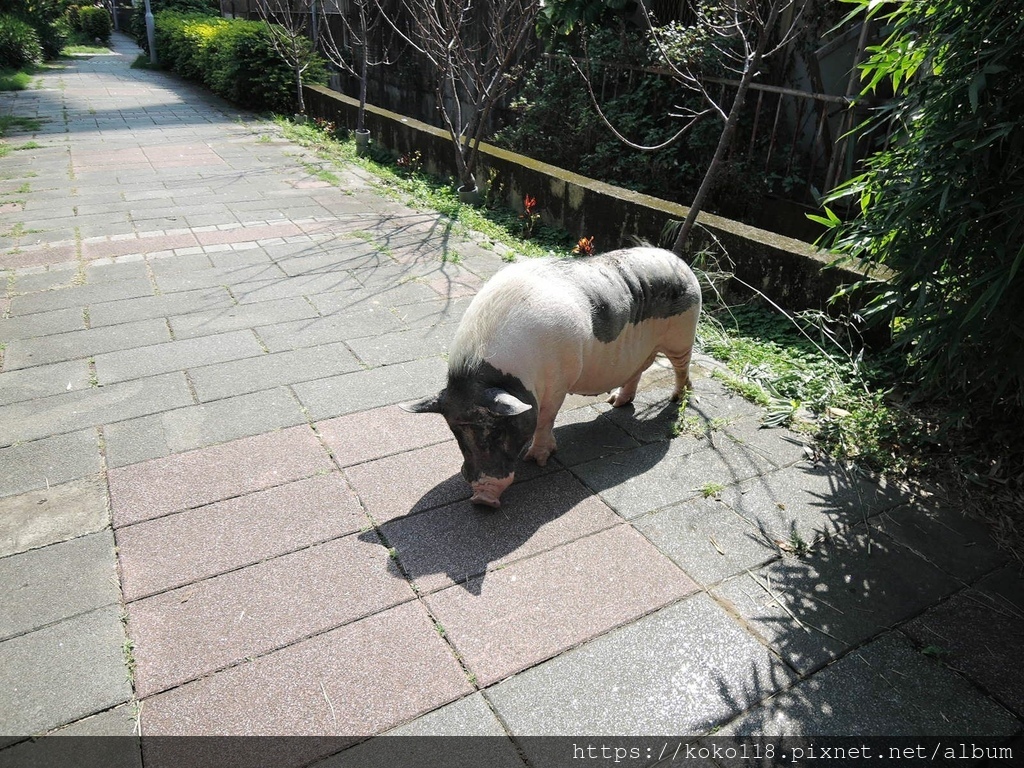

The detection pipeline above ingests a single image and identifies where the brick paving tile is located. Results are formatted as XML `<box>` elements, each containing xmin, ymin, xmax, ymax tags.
<box><xmin>424</xmin><ymin>525</ymin><xmax>698</xmax><ymax>686</ymax></box>
<box><xmin>315</xmin><ymin>404</ymin><xmax>453</xmax><ymax>467</ymax></box>
<box><xmin>382</xmin><ymin>470</ymin><xmax>621</xmax><ymax>593</ymax></box>
<box><xmin>116</xmin><ymin>474</ymin><xmax>368</xmax><ymax>601</ymax></box>
<box><xmin>127</xmin><ymin>532</ymin><xmax>415</xmax><ymax>697</ymax></box>
<box><xmin>140</xmin><ymin>600</ymin><xmax>473</xmax><ymax>736</ymax></box>
<box><xmin>343</xmin><ymin>441</ymin><xmax>469</xmax><ymax>524</ymax></box>
<box><xmin>107</xmin><ymin>426</ymin><xmax>332</xmax><ymax>526</ymax></box>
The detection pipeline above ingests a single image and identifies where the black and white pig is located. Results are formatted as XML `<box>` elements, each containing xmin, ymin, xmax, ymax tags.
<box><xmin>400</xmin><ymin>246</ymin><xmax>701</xmax><ymax>508</ymax></box>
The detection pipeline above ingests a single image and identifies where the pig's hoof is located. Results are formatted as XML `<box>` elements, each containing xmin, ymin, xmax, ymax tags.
<box><xmin>607</xmin><ymin>389</ymin><xmax>636</xmax><ymax>407</ymax></box>
<box><xmin>524</xmin><ymin>444</ymin><xmax>553</xmax><ymax>466</ymax></box>
<box><xmin>470</xmin><ymin>493</ymin><xmax>501</xmax><ymax>509</ymax></box>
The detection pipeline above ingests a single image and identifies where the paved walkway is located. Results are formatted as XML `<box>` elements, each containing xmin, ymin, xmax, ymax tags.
<box><xmin>1</xmin><ymin>33</ymin><xmax>1022</xmax><ymax>764</ymax></box>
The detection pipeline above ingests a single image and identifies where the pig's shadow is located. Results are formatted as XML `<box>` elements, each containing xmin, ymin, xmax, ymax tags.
<box><xmin>358</xmin><ymin>402</ymin><xmax>674</xmax><ymax>595</ymax></box>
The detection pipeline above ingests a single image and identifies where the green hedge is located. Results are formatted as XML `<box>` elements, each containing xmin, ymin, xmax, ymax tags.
<box><xmin>0</xmin><ymin>13</ymin><xmax>43</xmax><ymax>69</ymax></box>
<box><xmin>153</xmin><ymin>10</ymin><xmax>326</xmax><ymax>114</ymax></box>
<box><xmin>78</xmin><ymin>6</ymin><xmax>111</xmax><ymax>44</ymax></box>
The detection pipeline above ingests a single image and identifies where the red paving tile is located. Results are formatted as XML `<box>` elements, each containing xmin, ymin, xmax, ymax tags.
<box><xmin>424</xmin><ymin>525</ymin><xmax>698</xmax><ymax>686</ymax></box>
<box><xmin>128</xmin><ymin>532</ymin><xmax>414</xmax><ymax>697</ymax></box>
<box><xmin>140</xmin><ymin>600</ymin><xmax>474</xmax><ymax>735</ymax></box>
<box><xmin>343</xmin><ymin>441</ymin><xmax>468</xmax><ymax>523</ymax></box>
<box><xmin>383</xmin><ymin>471</ymin><xmax>621</xmax><ymax>593</ymax></box>
<box><xmin>315</xmin><ymin>404</ymin><xmax>453</xmax><ymax>467</ymax></box>
<box><xmin>116</xmin><ymin>473</ymin><xmax>368</xmax><ymax>601</ymax></box>
<box><xmin>108</xmin><ymin>426</ymin><xmax>333</xmax><ymax>527</ymax></box>
<box><xmin>0</xmin><ymin>243</ymin><xmax>77</xmax><ymax>269</ymax></box>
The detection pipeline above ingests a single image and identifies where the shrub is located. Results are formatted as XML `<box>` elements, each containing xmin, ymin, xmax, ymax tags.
<box><xmin>130</xmin><ymin>0</ymin><xmax>219</xmax><ymax>53</ymax></box>
<box><xmin>0</xmin><ymin>13</ymin><xmax>43</xmax><ymax>69</ymax></box>
<box><xmin>78</xmin><ymin>6</ymin><xmax>111</xmax><ymax>44</ymax></box>
<box><xmin>153</xmin><ymin>10</ymin><xmax>326</xmax><ymax>114</ymax></box>
<box><xmin>820</xmin><ymin>0</ymin><xmax>1024</xmax><ymax>410</ymax></box>
<box><xmin>65</xmin><ymin>4</ymin><xmax>82</xmax><ymax>32</ymax></box>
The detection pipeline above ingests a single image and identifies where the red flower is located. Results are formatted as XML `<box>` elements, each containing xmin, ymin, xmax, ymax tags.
<box><xmin>573</xmin><ymin>236</ymin><xmax>595</xmax><ymax>256</ymax></box>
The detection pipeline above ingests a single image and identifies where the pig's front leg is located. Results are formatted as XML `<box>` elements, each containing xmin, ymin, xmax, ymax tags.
<box><xmin>524</xmin><ymin>391</ymin><xmax>565</xmax><ymax>466</ymax></box>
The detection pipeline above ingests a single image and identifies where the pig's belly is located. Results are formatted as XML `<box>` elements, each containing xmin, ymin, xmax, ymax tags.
<box><xmin>568</xmin><ymin>319</ymin><xmax>668</xmax><ymax>395</ymax></box>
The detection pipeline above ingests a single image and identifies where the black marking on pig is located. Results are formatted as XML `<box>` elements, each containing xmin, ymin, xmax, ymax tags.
<box><xmin>441</xmin><ymin>361</ymin><xmax>538</xmax><ymax>483</ymax></box>
<box><xmin>557</xmin><ymin>248</ymin><xmax>700</xmax><ymax>344</ymax></box>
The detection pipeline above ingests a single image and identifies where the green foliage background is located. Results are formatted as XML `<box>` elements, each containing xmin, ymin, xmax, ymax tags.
<box><xmin>821</xmin><ymin>0</ymin><xmax>1024</xmax><ymax>412</ymax></box>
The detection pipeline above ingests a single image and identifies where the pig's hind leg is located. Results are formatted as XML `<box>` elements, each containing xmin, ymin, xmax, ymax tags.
<box><xmin>607</xmin><ymin>352</ymin><xmax>657</xmax><ymax>407</ymax></box>
<box><xmin>664</xmin><ymin>345</ymin><xmax>694</xmax><ymax>400</ymax></box>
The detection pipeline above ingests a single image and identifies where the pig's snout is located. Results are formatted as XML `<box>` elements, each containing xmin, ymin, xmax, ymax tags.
<box><xmin>470</xmin><ymin>474</ymin><xmax>514</xmax><ymax>508</ymax></box>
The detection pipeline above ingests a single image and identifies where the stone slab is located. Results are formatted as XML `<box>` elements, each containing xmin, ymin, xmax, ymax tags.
<box><xmin>0</xmin><ymin>532</ymin><xmax>120</xmax><ymax>641</ymax></box>
<box><xmin>0</xmin><ymin>430</ymin><xmax>102</xmax><ymax>499</ymax></box>
<box><xmin>0</xmin><ymin>605</ymin><xmax>131</xmax><ymax>737</ymax></box>
<box><xmin>382</xmin><ymin>470</ymin><xmax>621</xmax><ymax>593</ymax></box>
<box><xmin>127</xmin><ymin>532</ymin><xmax>414</xmax><ymax>697</ymax></box>
<box><xmin>116</xmin><ymin>473</ymin><xmax>368</xmax><ymax>601</ymax></box>
<box><xmin>713</xmin><ymin>527</ymin><xmax>961</xmax><ymax>675</ymax></box>
<box><xmin>720</xmin><ymin>632</ymin><xmax>1020</xmax><ymax>737</ymax></box>
<box><xmin>0</xmin><ymin>359</ymin><xmax>91</xmax><ymax>404</ymax></box>
<box><xmin>140</xmin><ymin>601</ymin><xmax>473</xmax><ymax>736</ymax></box>
<box><xmin>188</xmin><ymin>341</ymin><xmax>362</xmax><ymax>402</ymax></box>
<box><xmin>486</xmin><ymin>593</ymin><xmax>793</xmax><ymax>739</ymax></box>
<box><xmin>425</xmin><ymin>525</ymin><xmax>698</xmax><ymax>686</ymax></box>
<box><xmin>635</xmin><ymin>495</ymin><xmax>780</xmax><ymax>587</ymax></box>
<box><xmin>256</xmin><ymin>307</ymin><xmax>408</xmax><ymax>351</ymax></box>
<box><xmin>903</xmin><ymin>583</ymin><xmax>1024</xmax><ymax>718</ymax></box>
<box><xmin>3</xmin><ymin>318</ymin><xmax>172</xmax><ymax>370</ymax></box>
<box><xmin>108</xmin><ymin>425</ymin><xmax>331</xmax><ymax>526</ymax></box>
<box><xmin>93</xmin><ymin>330</ymin><xmax>264</xmax><ymax>385</ymax></box>
<box><xmin>0</xmin><ymin>475</ymin><xmax>109</xmax><ymax>557</ymax></box>
<box><xmin>168</xmin><ymin>297</ymin><xmax>319</xmax><ymax>340</ymax></box>
<box><xmin>315</xmin><ymin>403</ymin><xmax>453</xmax><ymax>467</ymax></box>
<box><xmin>85</xmin><ymin>287</ymin><xmax>234</xmax><ymax>328</ymax></box>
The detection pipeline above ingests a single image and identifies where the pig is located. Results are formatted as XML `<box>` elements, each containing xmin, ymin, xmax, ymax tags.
<box><xmin>400</xmin><ymin>246</ymin><xmax>701</xmax><ymax>508</ymax></box>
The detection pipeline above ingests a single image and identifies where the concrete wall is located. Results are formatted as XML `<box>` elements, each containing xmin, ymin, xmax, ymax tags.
<box><xmin>303</xmin><ymin>84</ymin><xmax>869</xmax><ymax>313</ymax></box>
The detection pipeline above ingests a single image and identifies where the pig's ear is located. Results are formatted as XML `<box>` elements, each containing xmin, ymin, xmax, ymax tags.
<box><xmin>399</xmin><ymin>394</ymin><xmax>443</xmax><ymax>414</ymax></box>
<box><xmin>482</xmin><ymin>388</ymin><xmax>532</xmax><ymax>416</ymax></box>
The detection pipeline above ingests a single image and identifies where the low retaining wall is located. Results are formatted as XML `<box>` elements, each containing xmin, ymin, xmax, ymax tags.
<box><xmin>304</xmin><ymin>84</ymin><xmax>866</xmax><ymax>312</ymax></box>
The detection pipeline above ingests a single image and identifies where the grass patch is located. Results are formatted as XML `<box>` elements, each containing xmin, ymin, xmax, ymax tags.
<box><xmin>0</xmin><ymin>68</ymin><xmax>33</xmax><ymax>91</ymax></box>
<box><xmin>0</xmin><ymin>116</ymin><xmax>43</xmax><ymax>138</ymax></box>
<box><xmin>698</xmin><ymin>302</ymin><xmax>931</xmax><ymax>477</ymax></box>
<box><xmin>276</xmin><ymin>116</ymin><xmax>576</xmax><ymax>260</ymax></box>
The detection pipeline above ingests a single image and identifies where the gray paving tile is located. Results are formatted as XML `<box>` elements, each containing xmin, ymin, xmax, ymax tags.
<box><xmin>169</xmin><ymin>296</ymin><xmax>319</xmax><ymax>339</ymax></box>
<box><xmin>487</xmin><ymin>594</ymin><xmax>793</xmax><ymax>738</ymax></box>
<box><xmin>0</xmin><ymin>372</ymin><xmax>193</xmax><ymax>445</ymax></box>
<box><xmin>867</xmin><ymin>502</ymin><xmax>1007</xmax><ymax>582</ymax></box>
<box><xmin>713</xmin><ymin>527</ymin><xmax>961</xmax><ymax>675</ymax></box>
<box><xmin>715</xmin><ymin>462</ymin><xmax>906</xmax><ymax>546</ymax></box>
<box><xmin>549</xmin><ymin>405</ymin><xmax>642</xmax><ymax>467</ymax></box>
<box><xmin>3</xmin><ymin>317</ymin><xmax>171</xmax><ymax>369</ymax></box>
<box><xmin>231</xmin><ymin>273</ymin><xmax>362</xmax><ymax>304</ymax></box>
<box><xmin>103</xmin><ymin>386</ymin><xmax>309</xmax><ymax>467</ymax></box>
<box><xmin>635</xmin><ymin>495</ymin><xmax>780</xmax><ymax>587</ymax></box>
<box><xmin>320</xmin><ymin>694</ymin><xmax>526</xmax><ymax>767</ymax></box>
<box><xmin>256</xmin><ymin>307</ymin><xmax>408</xmax><ymax>352</ymax></box>
<box><xmin>86</xmin><ymin>287</ymin><xmax>234</xmax><ymax>327</ymax></box>
<box><xmin>570</xmin><ymin>435</ymin><xmax>773</xmax><ymax>520</ymax></box>
<box><xmin>188</xmin><ymin>341</ymin><xmax>362</xmax><ymax>402</ymax></box>
<box><xmin>128</xmin><ymin>532</ymin><xmax>413</xmax><ymax>697</ymax></box>
<box><xmin>382</xmin><ymin>470</ymin><xmax>621</xmax><ymax>593</ymax></box>
<box><xmin>9</xmin><ymin>278</ymin><xmax>154</xmax><ymax>316</ymax></box>
<box><xmin>0</xmin><ymin>532</ymin><xmax>120</xmax><ymax>641</ymax></box>
<box><xmin>0</xmin><ymin>359</ymin><xmax>91</xmax><ymax>404</ymax></box>
<box><xmin>116</xmin><ymin>473</ymin><xmax>368</xmax><ymax>601</ymax></box>
<box><xmin>0</xmin><ymin>605</ymin><xmax>132</xmax><ymax>737</ymax></box>
<box><xmin>0</xmin><ymin>430</ymin><xmax>102</xmax><ymax>499</ymax></box>
<box><xmin>293</xmin><ymin>356</ymin><xmax>448</xmax><ymax>421</ymax></box>
<box><xmin>721</xmin><ymin>632</ymin><xmax>1020</xmax><ymax>737</ymax></box>
<box><xmin>140</xmin><ymin>601</ymin><xmax>473</xmax><ymax>736</ymax></box>
<box><xmin>152</xmin><ymin>262</ymin><xmax>278</xmax><ymax>294</ymax></box>
<box><xmin>425</xmin><ymin>525</ymin><xmax>698</xmax><ymax>686</ymax></box>
<box><xmin>0</xmin><ymin>475</ymin><xmax>108</xmax><ymax>558</ymax></box>
<box><xmin>903</xmin><ymin>582</ymin><xmax>1024</xmax><ymax>719</ymax></box>
<box><xmin>344</xmin><ymin>322</ymin><xmax>456</xmax><ymax>367</ymax></box>
<box><xmin>108</xmin><ymin>425</ymin><xmax>331</xmax><ymax>526</ymax></box>
<box><xmin>0</xmin><ymin>306</ymin><xmax>85</xmax><ymax>341</ymax></box>
<box><xmin>93</xmin><ymin>329</ymin><xmax>263</xmax><ymax>385</ymax></box>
